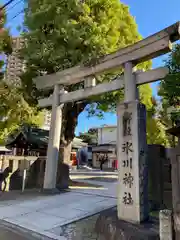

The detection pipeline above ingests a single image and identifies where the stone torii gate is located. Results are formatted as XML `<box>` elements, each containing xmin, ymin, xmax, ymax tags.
<box><xmin>34</xmin><ymin>22</ymin><xmax>180</xmax><ymax>224</ymax></box>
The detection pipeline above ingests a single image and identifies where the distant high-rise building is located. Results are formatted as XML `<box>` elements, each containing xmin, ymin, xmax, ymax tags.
<box><xmin>4</xmin><ymin>37</ymin><xmax>52</xmax><ymax>131</ymax></box>
<box><xmin>5</xmin><ymin>37</ymin><xmax>25</xmax><ymax>86</ymax></box>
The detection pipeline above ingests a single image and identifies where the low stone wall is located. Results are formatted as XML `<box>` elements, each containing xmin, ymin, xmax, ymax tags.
<box><xmin>48</xmin><ymin>207</ymin><xmax>160</xmax><ymax>240</ymax></box>
<box><xmin>147</xmin><ymin>145</ymin><xmax>173</xmax><ymax>210</ymax></box>
<box><xmin>95</xmin><ymin>208</ymin><xmax>159</xmax><ymax>240</ymax></box>
<box><xmin>4</xmin><ymin>157</ymin><xmax>69</xmax><ymax>191</ymax></box>
<box><xmin>0</xmin><ymin>157</ymin><xmax>45</xmax><ymax>191</ymax></box>
<box><xmin>51</xmin><ymin>213</ymin><xmax>100</xmax><ymax>239</ymax></box>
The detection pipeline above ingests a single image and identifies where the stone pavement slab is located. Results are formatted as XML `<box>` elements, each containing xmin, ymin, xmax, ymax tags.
<box><xmin>0</xmin><ymin>170</ymin><xmax>118</xmax><ymax>239</ymax></box>
<box><xmin>0</xmin><ymin>189</ymin><xmax>116</xmax><ymax>239</ymax></box>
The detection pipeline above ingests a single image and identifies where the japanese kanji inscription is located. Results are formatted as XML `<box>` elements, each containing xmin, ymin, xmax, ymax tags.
<box><xmin>117</xmin><ymin>101</ymin><xmax>149</xmax><ymax>223</ymax></box>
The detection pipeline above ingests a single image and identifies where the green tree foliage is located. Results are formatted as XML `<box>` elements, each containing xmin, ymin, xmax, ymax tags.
<box><xmin>20</xmin><ymin>0</ymin><xmax>151</xmax><ymax>157</ymax></box>
<box><xmin>0</xmin><ymin>9</ymin><xmax>44</xmax><ymax>144</ymax></box>
<box><xmin>0</xmin><ymin>85</ymin><xmax>45</xmax><ymax>144</ymax></box>
<box><xmin>78</xmin><ymin>128</ymin><xmax>98</xmax><ymax>145</ymax></box>
<box><xmin>159</xmin><ymin>44</ymin><xmax>180</xmax><ymax>106</ymax></box>
<box><xmin>140</xmin><ymin>84</ymin><xmax>169</xmax><ymax>146</ymax></box>
<box><xmin>0</xmin><ymin>8</ymin><xmax>12</xmax><ymax>80</ymax></box>
<box><xmin>158</xmin><ymin>44</ymin><xmax>180</xmax><ymax>146</ymax></box>
<box><xmin>159</xmin><ymin>44</ymin><xmax>180</xmax><ymax>125</ymax></box>
<box><xmin>146</xmin><ymin>117</ymin><xmax>169</xmax><ymax>146</ymax></box>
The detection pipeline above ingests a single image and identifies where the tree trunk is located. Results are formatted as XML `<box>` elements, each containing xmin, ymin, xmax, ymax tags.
<box><xmin>56</xmin><ymin>141</ymin><xmax>72</xmax><ymax>189</ymax></box>
<box><xmin>60</xmin><ymin>142</ymin><xmax>72</xmax><ymax>165</ymax></box>
<box><xmin>56</xmin><ymin>101</ymin><xmax>87</xmax><ymax>189</ymax></box>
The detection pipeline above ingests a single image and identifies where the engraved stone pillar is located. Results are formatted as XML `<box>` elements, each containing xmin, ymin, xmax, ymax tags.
<box><xmin>117</xmin><ymin>100</ymin><xmax>149</xmax><ymax>223</ymax></box>
<box><xmin>43</xmin><ymin>85</ymin><xmax>63</xmax><ymax>191</ymax></box>
<box><xmin>159</xmin><ymin>209</ymin><xmax>173</xmax><ymax>240</ymax></box>
<box><xmin>117</xmin><ymin>62</ymin><xmax>149</xmax><ymax>223</ymax></box>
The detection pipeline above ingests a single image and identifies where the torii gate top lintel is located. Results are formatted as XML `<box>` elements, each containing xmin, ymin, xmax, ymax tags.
<box><xmin>34</xmin><ymin>22</ymin><xmax>180</xmax><ymax>90</ymax></box>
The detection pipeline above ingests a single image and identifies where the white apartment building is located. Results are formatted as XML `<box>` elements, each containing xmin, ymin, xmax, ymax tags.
<box><xmin>5</xmin><ymin>37</ymin><xmax>25</xmax><ymax>86</ymax></box>
<box><xmin>92</xmin><ymin>125</ymin><xmax>117</xmax><ymax>169</ymax></box>
<box><xmin>97</xmin><ymin>125</ymin><xmax>117</xmax><ymax>145</ymax></box>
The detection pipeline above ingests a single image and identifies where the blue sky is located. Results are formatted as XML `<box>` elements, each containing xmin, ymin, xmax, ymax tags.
<box><xmin>2</xmin><ymin>0</ymin><xmax>180</xmax><ymax>134</ymax></box>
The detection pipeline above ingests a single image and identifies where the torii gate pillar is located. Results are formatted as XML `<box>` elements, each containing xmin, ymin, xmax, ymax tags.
<box><xmin>43</xmin><ymin>85</ymin><xmax>62</xmax><ymax>191</ymax></box>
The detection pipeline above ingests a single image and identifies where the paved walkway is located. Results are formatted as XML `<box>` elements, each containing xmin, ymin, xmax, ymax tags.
<box><xmin>0</xmin><ymin>171</ymin><xmax>118</xmax><ymax>239</ymax></box>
